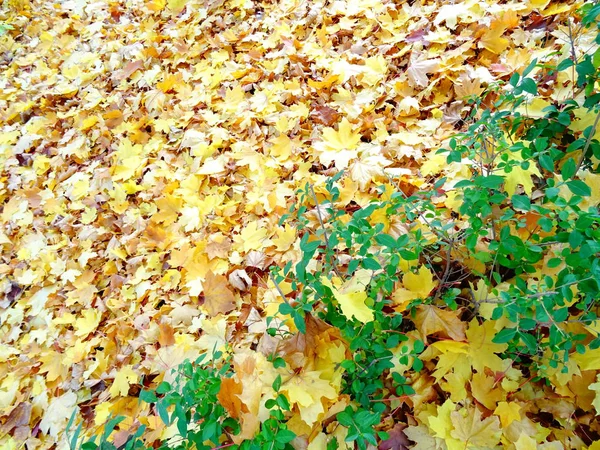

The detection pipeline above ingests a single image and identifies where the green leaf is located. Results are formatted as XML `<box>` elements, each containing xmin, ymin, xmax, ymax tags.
<box><xmin>275</xmin><ymin>429</ymin><xmax>296</xmax><ymax>444</ymax></box>
<box><xmin>539</xmin><ymin>154</ymin><xmax>554</xmax><ymax>172</ymax></box>
<box><xmin>374</xmin><ymin>233</ymin><xmax>398</xmax><ymax>249</ymax></box>
<box><xmin>140</xmin><ymin>389</ymin><xmax>158</xmax><ymax>404</ymax></box>
<box><xmin>156</xmin><ymin>382</ymin><xmax>171</xmax><ymax>395</ymax></box>
<box><xmin>520</xmin><ymin>78</ymin><xmax>538</xmax><ymax>95</ymax></box>
<box><xmin>593</xmin><ymin>47</ymin><xmax>600</xmax><ymax>69</ymax></box>
<box><xmin>493</xmin><ymin>328</ymin><xmax>517</xmax><ymax>344</ymax></box>
<box><xmin>557</xmin><ymin>58</ymin><xmax>574</xmax><ymax>71</ymax></box>
<box><xmin>511</xmin><ymin>195</ymin><xmax>531</xmax><ymax>211</ymax></box>
<box><xmin>278</xmin><ymin>303</ymin><xmax>294</xmax><ymax>316</ymax></box>
<box><xmin>509</xmin><ymin>72</ymin><xmax>520</xmax><ymax>87</ymax></box>
<box><xmin>301</xmin><ymin>239</ymin><xmax>320</xmax><ymax>254</ymax></box>
<box><xmin>474</xmin><ymin>175</ymin><xmax>504</xmax><ymax>189</ymax></box>
<box><xmin>362</xmin><ymin>257</ymin><xmax>381</xmax><ymax>270</ymax></box>
<box><xmin>569</xmin><ymin>231</ymin><xmax>584</xmax><ymax>249</ymax></box>
<box><xmin>567</xmin><ymin>179</ymin><xmax>591</xmax><ymax>197</ymax></box>
<box><xmin>561</xmin><ymin>158</ymin><xmax>576</xmax><ymax>180</ymax></box>
<box><xmin>273</xmin><ymin>375</ymin><xmax>282</xmax><ymax>392</ymax></box>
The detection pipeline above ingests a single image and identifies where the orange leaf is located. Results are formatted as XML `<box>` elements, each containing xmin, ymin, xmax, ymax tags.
<box><xmin>202</xmin><ymin>270</ymin><xmax>236</xmax><ymax>317</ymax></box>
<box><xmin>217</xmin><ymin>377</ymin><xmax>245</xmax><ymax>419</ymax></box>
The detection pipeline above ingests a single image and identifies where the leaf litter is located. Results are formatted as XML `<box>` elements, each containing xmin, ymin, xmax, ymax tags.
<box><xmin>1</xmin><ymin>0</ymin><xmax>600</xmax><ymax>448</ymax></box>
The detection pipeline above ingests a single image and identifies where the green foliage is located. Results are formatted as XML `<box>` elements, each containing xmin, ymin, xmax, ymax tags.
<box><xmin>71</xmin><ymin>352</ymin><xmax>295</xmax><ymax>450</ymax></box>
<box><xmin>436</xmin><ymin>2</ymin><xmax>600</xmax><ymax>374</ymax></box>
<box><xmin>77</xmin><ymin>3</ymin><xmax>600</xmax><ymax>448</ymax></box>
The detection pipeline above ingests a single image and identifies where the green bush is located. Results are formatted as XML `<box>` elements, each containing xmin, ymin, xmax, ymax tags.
<box><xmin>74</xmin><ymin>3</ymin><xmax>600</xmax><ymax>449</ymax></box>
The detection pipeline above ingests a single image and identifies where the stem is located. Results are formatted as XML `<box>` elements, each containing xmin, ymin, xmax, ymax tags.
<box><xmin>574</xmin><ymin>107</ymin><xmax>600</xmax><ymax>176</ymax></box>
<box><xmin>308</xmin><ymin>184</ymin><xmax>344</xmax><ymax>279</ymax></box>
<box><xmin>269</xmin><ymin>272</ymin><xmax>291</xmax><ymax>306</ymax></box>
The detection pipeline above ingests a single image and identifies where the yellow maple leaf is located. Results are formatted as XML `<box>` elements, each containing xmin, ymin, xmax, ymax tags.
<box><xmin>573</xmin><ymin>347</ymin><xmax>600</xmax><ymax>371</ymax></box>
<box><xmin>167</xmin><ymin>0</ymin><xmax>187</xmax><ymax>13</ymax></box>
<box><xmin>480</xmin><ymin>20</ymin><xmax>509</xmax><ymax>54</ymax></box>
<box><xmin>202</xmin><ymin>270</ymin><xmax>237</xmax><ymax>317</ymax></box>
<box><xmin>504</xmin><ymin>164</ymin><xmax>541</xmax><ymax>197</ymax></box>
<box><xmin>413</xmin><ymin>305</ymin><xmax>466</xmax><ymax>341</ymax></box>
<box><xmin>514</xmin><ymin>432</ymin><xmax>537</xmax><ymax>450</ymax></box>
<box><xmin>428</xmin><ymin>399</ymin><xmax>463</xmax><ymax>450</ymax></box>
<box><xmin>109</xmin><ymin>365</ymin><xmax>139</xmax><ymax>397</ymax></box>
<box><xmin>494</xmin><ymin>401</ymin><xmax>522</xmax><ymax>427</ymax></box>
<box><xmin>39</xmin><ymin>391</ymin><xmax>78</xmax><ymax>439</ymax></box>
<box><xmin>282</xmin><ymin>370</ymin><xmax>338</xmax><ymax>426</ymax></box>
<box><xmin>470</xmin><ymin>372</ymin><xmax>504</xmax><ymax>410</ymax></box>
<box><xmin>238</xmin><ymin>221</ymin><xmax>271</xmax><ymax>253</ymax></box>
<box><xmin>74</xmin><ymin>309</ymin><xmax>102</xmax><ymax>337</ymax></box>
<box><xmin>392</xmin><ymin>265</ymin><xmax>438</xmax><ymax>308</ymax></box>
<box><xmin>450</xmin><ymin>407</ymin><xmax>501</xmax><ymax>448</ymax></box>
<box><xmin>466</xmin><ymin>319</ymin><xmax>509</xmax><ymax>373</ymax></box>
<box><xmin>589</xmin><ymin>374</ymin><xmax>600</xmax><ymax>414</ymax></box>
<box><xmin>314</xmin><ymin>118</ymin><xmax>361</xmax><ymax>170</ymax></box>
<box><xmin>273</xmin><ymin>224</ymin><xmax>296</xmax><ymax>252</ymax></box>
<box><xmin>322</xmin><ymin>270</ymin><xmax>374</xmax><ymax>323</ymax></box>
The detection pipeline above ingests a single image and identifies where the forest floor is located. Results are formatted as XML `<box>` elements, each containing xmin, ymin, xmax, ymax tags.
<box><xmin>1</xmin><ymin>0</ymin><xmax>600</xmax><ymax>449</ymax></box>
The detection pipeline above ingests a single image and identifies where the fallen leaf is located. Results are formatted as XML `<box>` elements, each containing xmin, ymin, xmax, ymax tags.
<box><xmin>202</xmin><ymin>270</ymin><xmax>237</xmax><ymax>317</ymax></box>
<box><xmin>413</xmin><ymin>305</ymin><xmax>466</xmax><ymax>341</ymax></box>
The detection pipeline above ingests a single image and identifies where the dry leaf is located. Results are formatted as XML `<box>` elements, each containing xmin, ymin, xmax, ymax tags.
<box><xmin>202</xmin><ymin>271</ymin><xmax>237</xmax><ymax>317</ymax></box>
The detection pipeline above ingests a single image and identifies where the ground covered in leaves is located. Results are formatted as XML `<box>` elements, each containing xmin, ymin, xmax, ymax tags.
<box><xmin>1</xmin><ymin>0</ymin><xmax>600</xmax><ymax>448</ymax></box>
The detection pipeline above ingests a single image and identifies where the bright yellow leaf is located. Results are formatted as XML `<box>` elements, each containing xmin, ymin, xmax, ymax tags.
<box><xmin>322</xmin><ymin>270</ymin><xmax>374</xmax><ymax>323</ymax></box>
<box><xmin>109</xmin><ymin>366</ymin><xmax>139</xmax><ymax>398</ymax></box>
<box><xmin>494</xmin><ymin>401</ymin><xmax>522</xmax><ymax>427</ymax></box>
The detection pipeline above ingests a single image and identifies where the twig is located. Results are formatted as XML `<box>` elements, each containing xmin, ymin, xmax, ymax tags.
<box><xmin>308</xmin><ymin>184</ymin><xmax>344</xmax><ymax>279</ymax></box>
<box><xmin>574</xmin><ymin>107</ymin><xmax>600</xmax><ymax>176</ymax></box>
<box><xmin>269</xmin><ymin>272</ymin><xmax>291</xmax><ymax>306</ymax></box>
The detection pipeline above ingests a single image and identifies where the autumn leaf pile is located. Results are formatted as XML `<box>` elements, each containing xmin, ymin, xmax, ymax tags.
<box><xmin>1</xmin><ymin>0</ymin><xmax>600</xmax><ymax>448</ymax></box>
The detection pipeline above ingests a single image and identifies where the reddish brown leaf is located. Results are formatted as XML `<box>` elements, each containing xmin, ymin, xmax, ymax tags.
<box><xmin>379</xmin><ymin>423</ymin><xmax>411</xmax><ymax>450</ymax></box>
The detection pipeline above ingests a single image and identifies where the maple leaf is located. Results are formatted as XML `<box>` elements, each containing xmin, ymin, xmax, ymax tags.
<box><xmin>428</xmin><ymin>399</ymin><xmax>463</xmax><ymax>449</ymax></box>
<box><xmin>379</xmin><ymin>423</ymin><xmax>411</xmax><ymax>450</ymax></box>
<box><xmin>109</xmin><ymin>365</ymin><xmax>139</xmax><ymax>397</ymax></box>
<box><xmin>514</xmin><ymin>433</ymin><xmax>538</xmax><ymax>450</ymax></box>
<box><xmin>413</xmin><ymin>305</ymin><xmax>466</xmax><ymax>341</ymax></box>
<box><xmin>404</xmin><ymin>424</ymin><xmax>444</xmax><ymax>450</ymax></box>
<box><xmin>480</xmin><ymin>20</ymin><xmax>509</xmax><ymax>54</ymax></box>
<box><xmin>202</xmin><ymin>271</ymin><xmax>236</xmax><ymax>317</ymax></box>
<box><xmin>217</xmin><ymin>377</ymin><xmax>245</xmax><ymax>419</ymax></box>
<box><xmin>494</xmin><ymin>401</ymin><xmax>522</xmax><ymax>427</ymax></box>
<box><xmin>392</xmin><ymin>265</ymin><xmax>438</xmax><ymax>308</ymax></box>
<box><xmin>237</xmin><ymin>221</ymin><xmax>272</xmax><ymax>253</ymax></box>
<box><xmin>314</xmin><ymin>118</ymin><xmax>361</xmax><ymax>170</ymax></box>
<box><xmin>281</xmin><ymin>370</ymin><xmax>338</xmax><ymax>426</ymax></box>
<box><xmin>470</xmin><ymin>372</ymin><xmax>504</xmax><ymax>410</ymax></box>
<box><xmin>450</xmin><ymin>407</ymin><xmax>501</xmax><ymax>448</ymax></box>
<box><xmin>589</xmin><ymin>374</ymin><xmax>600</xmax><ymax>415</ymax></box>
<box><xmin>1</xmin><ymin>402</ymin><xmax>32</xmax><ymax>435</ymax></box>
<box><xmin>407</xmin><ymin>57</ymin><xmax>440</xmax><ymax>88</ymax></box>
<box><xmin>39</xmin><ymin>391</ymin><xmax>78</xmax><ymax>439</ymax></box>
<box><xmin>466</xmin><ymin>320</ymin><xmax>509</xmax><ymax>373</ymax></box>
<box><xmin>322</xmin><ymin>270</ymin><xmax>374</xmax><ymax>324</ymax></box>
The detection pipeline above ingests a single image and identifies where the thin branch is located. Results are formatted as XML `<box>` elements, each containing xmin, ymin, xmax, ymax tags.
<box><xmin>308</xmin><ymin>184</ymin><xmax>344</xmax><ymax>279</ymax></box>
<box><xmin>574</xmin><ymin>107</ymin><xmax>600</xmax><ymax>176</ymax></box>
<box><xmin>269</xmin><ymin>272</ymin><xmax>291</xmax><ymax>306</ymax></box>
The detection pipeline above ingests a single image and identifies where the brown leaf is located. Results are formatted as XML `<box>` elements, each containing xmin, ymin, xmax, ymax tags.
<box><xmin>1</xmin><ymin>402</ymin><xmax>32</xmax><ymax>433</ymax></box>
<box><xmin>202</xmin><ymin>270</ymin><xmax>236</xmax><ymax>317</ymax></box>
<box><xmin>413</xmin><ymin>305</ymin><xmax>466</xmax><ymax>341</ymax></box>
<box><xmin>311</xmin><ymin>105</ymin><xmax>340</xmax><ymax>127</ymax></box>
<box><xmin>379</xmin><ymin>423</ymin><xmax>411</xmax><ymax>450</ymax></box>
